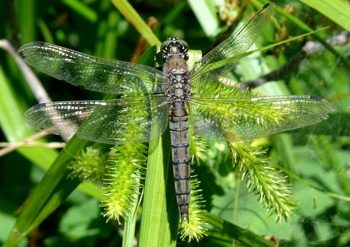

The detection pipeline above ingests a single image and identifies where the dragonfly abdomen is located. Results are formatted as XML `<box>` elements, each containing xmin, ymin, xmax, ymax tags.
<box><xmin>169</xmin><ymin>101</ymin><xmax>190</xmax><ymax>221</ymax></box>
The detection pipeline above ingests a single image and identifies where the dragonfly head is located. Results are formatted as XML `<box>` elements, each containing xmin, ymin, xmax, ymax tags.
<box><xmin>161</xmin><ymin>37</ymin><xmax>189</xmax><ymax>61</ymax></box>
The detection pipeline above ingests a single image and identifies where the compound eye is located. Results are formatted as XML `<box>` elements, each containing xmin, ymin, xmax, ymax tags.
<box><xmin>177</xmin><ymin>39</ymin><xmax>189</xmax><ymax>52</ymax></box>
<box><xmin>161</xmin><ymin>40</ymin><xmax>171</xmax><ymax>53</ymax></box>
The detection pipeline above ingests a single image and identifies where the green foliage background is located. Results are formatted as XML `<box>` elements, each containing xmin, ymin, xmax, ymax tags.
<box><xmin>1</xmin><ymin>0</ymin><xmax>350</xmax><ymax>246</ymax></box>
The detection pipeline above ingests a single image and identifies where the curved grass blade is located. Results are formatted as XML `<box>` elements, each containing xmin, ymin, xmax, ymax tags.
<box><xmin>4</xmin><ymin>136</ymin><xmax>90</xmax><ymax>246</ymax></box>
<box><xmin>111</xmin><ymin>0</ymin><xmax>160</xmax><ymax>46</ymax></box>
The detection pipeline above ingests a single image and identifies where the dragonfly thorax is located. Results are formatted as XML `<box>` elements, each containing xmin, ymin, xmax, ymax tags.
<box><xmin>162</xmin><ymin>38</ymin><xmax>192</xmax><ymax>103</ymax></box>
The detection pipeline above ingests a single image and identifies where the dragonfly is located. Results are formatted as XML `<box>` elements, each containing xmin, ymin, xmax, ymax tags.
<box><xmin>19</xmin><ymin>3</ymin><xmax>333</xmax><ymax>222</ymax></box>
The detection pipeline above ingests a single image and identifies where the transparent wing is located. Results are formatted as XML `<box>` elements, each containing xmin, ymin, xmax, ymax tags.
<box><xmin>189</xmin><ymin>94</ymin><xmax>334</xmax><ymax>142</ymax></box>
<box><xmin>25</xmin><ymin>96</ymin><xmax>169</xmax><ymax>145</ymax></box>
<box><xmin>190</xmin><ymin>3</ymin><xmax>275</xmax><ymax>87</ymax></box>
<box><xmin>19</xmin><ymin>42</ymin><xmax>166</xmax><ymax>95</ymax></box>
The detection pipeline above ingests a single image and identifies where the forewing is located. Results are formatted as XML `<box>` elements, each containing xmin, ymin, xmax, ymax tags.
<box><xmin>190</xmin><ymin>94</ymin><xmax>334</xmax><ymax>142</ymax></box>
<box><xmin>25</xmin><ymin>97</ymin><xmax>169</xmax><ymax>145</ymax></box>
<box><xmin>19</xmin><ymin>42</ymin><xmax>166</xmax><ymax>95</ymax></box>
<box><xmin>191</xmin><ymin>3</ymin><xmax>275</xmax><ymax>87</ymax></box>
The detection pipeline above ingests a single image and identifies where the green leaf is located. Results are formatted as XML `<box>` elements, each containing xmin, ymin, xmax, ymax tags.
<box><xmin>59</xmin><ymin>198</ymin><xmax>101</xmax><ymax>239</ymax></box>
<box><xmin>300</xmin><ymin>0</ymin><xmax>350</xmax><ymax>32</ymax></box>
